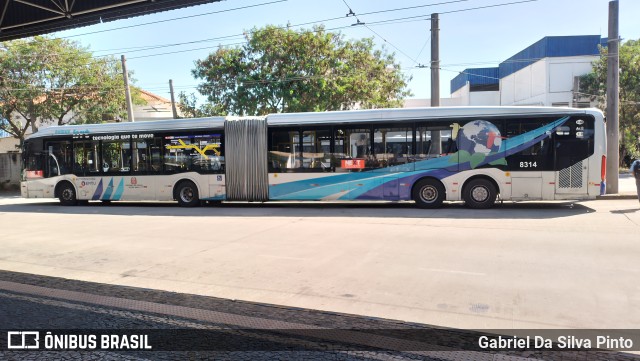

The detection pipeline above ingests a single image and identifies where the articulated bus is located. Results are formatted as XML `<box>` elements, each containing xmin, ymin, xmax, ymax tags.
<box><xmin>21</xmin><ymin>107</ymin><xmax>606</xmax><ymax>209</ymax></box>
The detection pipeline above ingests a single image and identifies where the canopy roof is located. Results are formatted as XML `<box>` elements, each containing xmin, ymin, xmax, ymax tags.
<box><xmin>0</xmin><ymin>0</ymin><xmax>221</xmax><ymax>41</ymax></box>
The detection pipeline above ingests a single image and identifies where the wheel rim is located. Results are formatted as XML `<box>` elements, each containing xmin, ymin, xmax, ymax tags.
<box><xmin>180</xmin><ymin>186</ymin><xmax>194</xmax><ymax>203</ymax></box>
<box><xmin>420</xmin><ymin>185</ymin><xmax>438</xmax><ymax>203</ymax></box>
<box><xmin>471</xmin><ymin>186</ymin><xmax>489</xmax><ymax>202</ymax></box>
<box><xmin>62</xmin><ymin>188</ymin><xmax>74</xmax><ymax>201</ymax></box>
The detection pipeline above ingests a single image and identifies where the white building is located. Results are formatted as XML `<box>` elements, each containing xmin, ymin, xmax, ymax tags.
<box><xmin>408</xmin><ymin>35</ymin><xmax>604</xmax><ymax>108</ymax></box>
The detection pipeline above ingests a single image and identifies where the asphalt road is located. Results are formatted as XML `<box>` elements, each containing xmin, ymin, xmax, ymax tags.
<box><xmin>1</xmin><ymin>194</ymin><xmax>639</xmax><ymax>332</ymax></box>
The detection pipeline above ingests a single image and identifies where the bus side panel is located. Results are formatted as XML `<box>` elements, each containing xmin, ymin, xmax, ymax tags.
<box><xmin>268</xmin><ymin>172</ymin><xmax>359</xmax><ymax>201</ymax></box>
<box><xmin>153</xmin><ymin>173</ymin><xmax>222</xmax><ymax>202</ymax></box>
<box><xmin>21</xmin><ymin>177</ymin><xmax>56</xmax><ymax>199</ymax></box>
<box><xmin>204</xmin><ymin>174</ymin><xmax>226</xmax><ymax>201</ymax></box>
<box><xmin>75</xmin><ymin>176</ymin><xmax>157</xmax><ymax>201</ymax></box>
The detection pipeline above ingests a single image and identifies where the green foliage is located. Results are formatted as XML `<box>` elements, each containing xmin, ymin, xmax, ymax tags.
<box><xmin>177</xmin><ymin>92</ymin><xmax>225</xmax><ymax>118</ymax></box>
<box><xmin>580</xmin><ymin>39</ymin><xmax>640</xmax><ymax>165</ymax></box>
<box><xmin>0</xmin><ymin>36</ymin><xmax>140</xmax><ymax>145</ymax></box>
<box><xmin>188</xmin><ymin>25</ymin><xmax>412</xmax><ymax>116</ymax></box>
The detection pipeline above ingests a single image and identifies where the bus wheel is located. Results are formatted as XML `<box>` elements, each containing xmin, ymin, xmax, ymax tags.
<box><xmin>57</xmin><ymin>182</ymin><xmax>78</xmax><ymax>206</ymax></box>
<box><xmin>412</xmin><ymin>179</ymin><xmax>445</xmax><ymax>209</ymax></box>
<box><xmin>463</xmin><ymin>179</ymin><xmax>497</xmax><ymax>209</ymax></box>
<box><xmin>176</xmin><ymin>181</ymin><xmax>200</xmax><ymax>207</ymax></box>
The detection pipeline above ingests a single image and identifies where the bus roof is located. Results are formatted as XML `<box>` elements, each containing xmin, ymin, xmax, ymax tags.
<box><xmin>265</xmin><ymin>106</ymin><xmax>603</xmax><ymax>126</ymax></box>
<box><xmin>25</xmin><ymin>117</ymin><xmax>226</xmax><ymax>140</ymax></box>
<box><xmin>25</xmin><ymin>106</ymin><xmax>603</xmax><ymax>141</ymax></box>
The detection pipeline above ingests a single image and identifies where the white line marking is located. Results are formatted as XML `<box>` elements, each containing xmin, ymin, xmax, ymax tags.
<box><xmin>258</xmin><ymin>255</ymin><xmax>309</xmax><ymax>261</ymax></box>
<box><xmin>420</xmin><ymin>268</ymin><xmax>486</xmax><ymax>276</ymax></box>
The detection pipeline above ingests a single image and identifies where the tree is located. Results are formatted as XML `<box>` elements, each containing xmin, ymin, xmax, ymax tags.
<box><xmin>580</xmin><ymin>39</ymin><xmax>640</xmax><ymax>166</ymax></box>
<box><xmin>188</xmin><ymin>25</ymin><xmax>411</xmax><ymax>116</ymax></box>
<box><xmin>177</xmin><ymin>92</ymin><xmax>224</xmax><ymax>118</ymax></box>
<box><xmin>0</xmin><ymin>36</ymin><xmax>141</xmax><ymax>147</ymax></box>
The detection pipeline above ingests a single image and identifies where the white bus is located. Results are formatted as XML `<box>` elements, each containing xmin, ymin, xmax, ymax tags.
<box><xmin>21</xmin><ymin>106</ymin><xmax>606</xmax><ymax>209</ymax></box>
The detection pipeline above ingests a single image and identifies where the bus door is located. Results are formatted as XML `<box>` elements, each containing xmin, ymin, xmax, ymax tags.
<box><xmin>122</xmin><ymin>139</ymin><xmax>161</xmax><ymax>201</ymax></box>
<box><xmin>553</xmin><ymin>120</ymin><xmax>592</xmax><ymax>196</ymax></box>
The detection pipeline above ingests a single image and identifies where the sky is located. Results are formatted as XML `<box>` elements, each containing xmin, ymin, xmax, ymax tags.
<box><xmin>51</xmin><ymin>0</ymin><xmax>640</xmax><ymax>105</ymax></box>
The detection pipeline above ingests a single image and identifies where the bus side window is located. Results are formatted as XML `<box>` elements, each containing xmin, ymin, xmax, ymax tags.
<box><xmin>301</xmin><ymin>129</ymin><xmax>331</xmax><ymax>172</ymax></box>
<box><xmin>416</xmin><ymin>125</ymin><xmax>454</xmax><ymax>161</ymax></box>
<box><xmin>164</xmin><ymin>135</ymin><xmax>192</xmax><ymax>173</ymax></box>
<box><xmin>73</xmin><ymin>141</ymin><xmax>100</xmax><ymax>175</ymax></box>
<box><xmin>504</xmin><ymin>119</ymin><xmax>554</xmax><ymax>171</ymax></box>
<box><xmin>373</xmin><ymin>127</ymin><xmax>412</xmax><ymax>167</ymax></box>
<box><xmin>102</xmin><ymin>139</ymin><xmax>131</xmax><ymax>173</ymax></box>
<box><xmin>268</xmin><ymin>129</ymin><xmax>300</xmax><ymax>172</ymax></box>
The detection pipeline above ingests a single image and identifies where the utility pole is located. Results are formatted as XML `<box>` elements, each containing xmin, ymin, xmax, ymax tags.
<box><xmin>169</xmin><ymin>79</ymin><xmax>179</xmax><ymax>119</ymax></box>
<box><xmin>430</xmin><ymin>13</ymin><xmax>440</xmax><ymax>107</ymax></box>
<box><xmin>121</xmin><ymin>55</ymin><xmax>135</xmax><ymax>122</ymax></box>
<box><xmin>430</xmin><ymin>13</ymin><xmax>441</xmax><ymax>154</ymax></box>
<box><xmin>605</xmin><ymin>0</ymin><xmax>619</xmax><ymax>194</ymax></box>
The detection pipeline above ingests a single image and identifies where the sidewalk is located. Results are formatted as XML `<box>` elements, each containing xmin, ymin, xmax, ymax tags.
<box><xmin>597</xmin><ymin>172</ymin><xmax>638</xmax><ymax>200</ymax></box>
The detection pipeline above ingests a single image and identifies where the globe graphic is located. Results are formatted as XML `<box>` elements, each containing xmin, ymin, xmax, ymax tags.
<box><xmin>458</xmin><ymin>120</ymin><xmax>502</xmax><ymax>155</ymax></box>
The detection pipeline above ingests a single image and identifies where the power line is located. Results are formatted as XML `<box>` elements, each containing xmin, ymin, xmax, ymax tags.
<box><xmin>357</xmin><ymin>0</ymin><xmax>472</xmax><ymax>17</ymax></box>
<box><xmin>338</xmin><ymin>0</ymin><xmax>422</xmax><ymax>66</ymax></box>
<box><xmin>58</xmin><ymin>0</ymin><xmax>288</xmax><ymax>39</ymax></box>
<box><xmin>0</xmin><ymin>0</ymin><xmax>560</xmax><ymax>97</ymax></box>
<box><xmin>439</xmin><ymin>0</ymin><xmax>537</xmax><ymax>15</ymax></box>
<box><xmin>8</xmin><ymin>0</ymin><xmax>542</xmax><ymax>64</ymax></box>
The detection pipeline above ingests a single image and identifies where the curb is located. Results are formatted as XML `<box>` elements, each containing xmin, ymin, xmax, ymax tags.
<box><xmin>596</xmin><ymin>194</ymin><xmax>638</xmax><ymax>200</ymax></box>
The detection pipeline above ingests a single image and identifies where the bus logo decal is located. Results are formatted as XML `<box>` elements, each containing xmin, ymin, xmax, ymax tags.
<box><xmin>91</xmin><ymin>179</ymin><xmax>104</xmax><ymax>200</ymax></box>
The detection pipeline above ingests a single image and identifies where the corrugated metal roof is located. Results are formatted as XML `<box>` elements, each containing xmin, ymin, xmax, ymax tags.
<box><xmin>0</xmin><ymin>0</ymin><xmax>222</xmax><ymax>41</ymax></box>
<box><xmin>499</xmin><ymin>35</ymin><xmax>603</xmax><ymax>79</ymax></box>
<box><xmin>450</xmin><ymin>67</ymin><xmax>499</xmax><ymax>94</ymax></box>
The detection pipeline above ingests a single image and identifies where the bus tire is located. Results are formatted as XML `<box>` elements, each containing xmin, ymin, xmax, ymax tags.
<box><xmin>175</xmin><ymin>181</ymin><xmax>200</xmax><ymax>207</ymax></box>
<box><xmin>57</xmin><ymin>182</ymin><xmax>78</xmax><ymax>206</ymax></box>
<box><xmin>412</xmin><ymin>178</ymin><xmax>445</xmax><ymax>209</ymax></box>
<box><xmin>463</xmin><ymin>178</ymin><xmax>497</xmax><ymax>209</ymax></box>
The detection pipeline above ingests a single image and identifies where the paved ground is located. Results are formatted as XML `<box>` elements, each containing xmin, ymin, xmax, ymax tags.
<box><xmin>0</xmin><ymin>174</ymin><xmax>639</xmax><ymax>359</ymax></box>
<box><xmin>0</xmin><ymin>271</ymin><xmax>637</xmax><ymax>360</ymax></box>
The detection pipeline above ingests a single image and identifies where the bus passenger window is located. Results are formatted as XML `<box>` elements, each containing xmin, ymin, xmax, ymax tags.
<box><xmin>333</xmin><ymin>128</ymin><xmax>371</xmax><ymax>172</ymax></box>
<box><xmin>102</xmin><ymin>140</ymin><xmax>131</xmax><ymax>173</ymax></box>
<box><xmin>133</xmin><ymin>140</ymin><xmax>150</xmax><ymax>172</ymax></box>
<box><xmin>192</xmin><ymin>134</ymin><xmax>224</xmax><ymax>173</ymax></box>
<box><xmin>163</xmin><ymin>134</ymin><xmax>224</xmax><ymax>174</ymax></box>
<box><xmin>164</xmin><ymin>135</ymin><xmax>192</xmax><ymax>173</ymax></box>
<box><xmin>415</xmin><ymin>126</ymin><xmax>455</xmax><ymax>161</ymax></box>
<box><xmin>301</xmin><ymin>129</ymin><xmax>331</xmax><ymax>171</ymax></box>
<box><xmin>73</xmin><ymin>141</ymin><xmax>100</xmax><ymax>175</ymax></box>
<box><xmin>268</xmin><ymin>130</ymin><xmax>300</xmax><ymax>171</ymax></box>
<box><xmin>373</xmin><ymin>127</ymin><xmax>412</xmax><ymax>167</ymax></box>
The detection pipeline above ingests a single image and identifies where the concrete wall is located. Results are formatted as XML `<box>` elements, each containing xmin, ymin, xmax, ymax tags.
<box><xmin>403</xmin><ymin>97</ymin><xmax>464</xmax><ymax>108</ymax></box>
<box><xmin>450</xmin><ymin>83</ymin><xmax>500</xmax><ymax>106</ymax></box>
<box><xmin>500</xmin><ymin>56</ymin><xmax>596</xmax><ymax>106</ymax></box>
<box><xmin>0</xmin><ymin>152</ymin><xmax>21</xmax><ymax>190</ymax></box>
<box><xmin>0</xmin><ymin>136</ymin><xmax>20</xmax><ymax>153</ymax></box>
